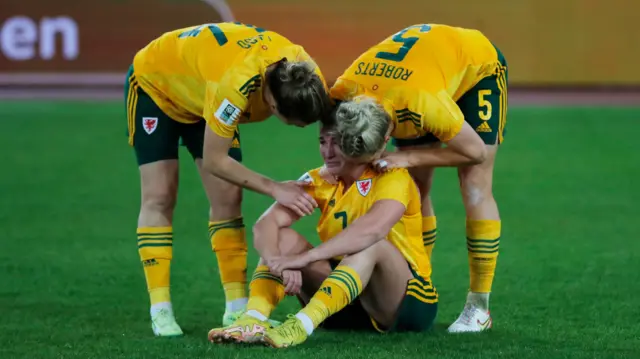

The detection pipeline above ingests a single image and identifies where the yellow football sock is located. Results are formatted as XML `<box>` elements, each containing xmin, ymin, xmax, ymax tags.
<box><xmin>209</xmin><ymin>218</ymin><xmax>248</xmax><ymax>304</ymax></box>
<box><xmin>300</xmin><ymin>265</ymin><xmax>363</xmax><ymax>328</ymax></box>
<box><xmin>246</xmin><ymin>265</ymin><xmax>285</xmax><ymax>318</ymax></box>
<box><xmin>467</xmin><ymin>219</ymin><xmax>501</xmax><ymax>293</ymax></box>
<box><xmin>137</xmin><ymin>226</ymin><xmax>173</xmax><ymax>305</ymax></box>
<box><xmin>422</xmin><ymin>216</ymin><xmax>437</xmax><ymax>260</ymax></box>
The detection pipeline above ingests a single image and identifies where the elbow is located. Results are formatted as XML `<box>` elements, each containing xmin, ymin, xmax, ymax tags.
<box><xmin>468</xmin><ymin>145</ymin><xmax>487</xmax><ymax>165</ymax></box>
<box><xmin>464</xmin><ymin>138</ymin><xmax>487</xmax><ymax>165</ymax></box>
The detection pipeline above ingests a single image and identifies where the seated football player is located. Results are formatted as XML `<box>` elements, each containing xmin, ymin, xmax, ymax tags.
<box><xmin>207</xmin><ymin>98</ymin><xmax>438</xmax><ymax>348</ymax></box>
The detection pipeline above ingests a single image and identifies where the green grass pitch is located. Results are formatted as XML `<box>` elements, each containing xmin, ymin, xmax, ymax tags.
<box><xmin>1</xmin><ymin>101</ymin><xmax>639</xmax><ymax>359</ymax></box>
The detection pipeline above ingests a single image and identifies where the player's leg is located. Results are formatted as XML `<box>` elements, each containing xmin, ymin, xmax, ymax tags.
<box><xmin>355</xmin><ymin>240</ymin><xmax>437</xmax><ymax>333</ymax></box>
<box><xmin>264</xmin><ymin>240</ymin><xmax>437</xmax><ymax>348</ymax></box>
<box><xmin>394</xmin><ymin>137</ymin><xmax>442</xmax><ymax>260</ymax></box>
<box><xmin>209</xmin><ymin>228</ymin><xmax>331</xmax><ymax>343</ymax></box>
<box><xmin>184</xmin><ymin>122</ymin><xmax>248</xmax><ymax>325</ymax></box>
<box><xmin>239</xmin><ymin>227</ymin><xmax>329</xmax><ymax>332</ymax></box>
<box><xmin>126</xmin><ymin>65</ymin><xmax>183</xmax><ymax>336</ymax></box>
<box><xmin>245</xmin><ymin>228</ymin><xmax>322</xmax><ymax>321</ymax></box>
<box><xmin>448</xmin><ymin>47</ymin><xmax>508</xmax><ymax>333</ymax></box>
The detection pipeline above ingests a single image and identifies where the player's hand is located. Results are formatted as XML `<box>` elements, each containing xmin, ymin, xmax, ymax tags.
<box><xmin>373</xmin><ymin>152</ymin><xmax>410</xmax><ymax>172</ymax></box>
<box><xmin>282</xmin><ymin>269</ymin><xmax>302</xmax><ymax>295</ymax></box>
<box><xmin>272</xmin><ymin>181</ymin><xmax>317</xmax><ymax>217</ymax></box>
<box><xmin>267</xmin><ymin>253</ymin><xmax>312</xmax><ymax>275</ymax></box>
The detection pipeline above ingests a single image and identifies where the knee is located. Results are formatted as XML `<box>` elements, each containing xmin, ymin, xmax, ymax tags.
<box><xmin>138</xmin><ymin>162</ymin><xmax>179</xmax><ymax>224</ymax></box>
<box><xmin>367</xmin><ymin>239</ymin><xmax>393</xmax><ymax>257</ymax></box>
<box><xmin>214</xmin><ymin>184</ymin><xmax>243</xmax><ymax>208</ymax></box>
<box><xmin>209</xmin><ymin>184</ymin><xmax>243</xmax><ymax>219</ymax></box>
<box><xmin>141</xmin><ymin>190</ymin><xmax>177</xmax><ymax>216</ymax></box>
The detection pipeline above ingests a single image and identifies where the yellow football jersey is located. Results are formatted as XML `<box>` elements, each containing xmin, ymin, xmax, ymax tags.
<box><xmin>133</xmin><ymin>22</ymin><xmax>327</xmax><ymax>138</ymax></box>
<box><xmin>300</xmin><ymin>167</ymin><xmax>432</xmax><ymax>279</ymax></box>
<box><xmin>330</xmin><ymin>24</ymin><xmax>501</xmax><ymax>142</ymax></box>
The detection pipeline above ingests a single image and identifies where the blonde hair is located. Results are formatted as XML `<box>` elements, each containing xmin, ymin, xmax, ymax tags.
<box><xmin>266</xmin><ymin>60</ymin><xmax>331</xmax><ymax>124</ymax></box>
<box><xmin>334</xmin><ymin>96</ymin><xmax>390</xmax><ymax>160</ymax></box>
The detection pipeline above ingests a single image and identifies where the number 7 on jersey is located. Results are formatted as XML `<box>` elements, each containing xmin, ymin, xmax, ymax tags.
<box><xmin>334</xmin><ymin>211</ymin><xmax>348</xmax><ymax>229</ymax></box>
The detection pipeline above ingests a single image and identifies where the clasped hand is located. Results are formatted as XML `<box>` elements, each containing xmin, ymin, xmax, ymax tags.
<box><xmin>265</xmin><ymin>253</ymin><xmax>312</xmax><ymax>296</ymax></box>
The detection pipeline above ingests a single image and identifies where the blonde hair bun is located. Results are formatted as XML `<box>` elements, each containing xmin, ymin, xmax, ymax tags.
<box><xmin>334</xmin><ymin>96</ymin><xmax>390</xmax><ymax>160</ymax></box>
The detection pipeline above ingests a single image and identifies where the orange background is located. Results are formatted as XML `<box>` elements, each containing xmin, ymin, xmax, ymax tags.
<box><xmin>231</xmin><ymin>0</ymin><xmax>639</xmax><ymax>85</ymax></box>
<box><xmin>1</xmin><ymin>0</ymin><xmax>638</xmax><ymax>85</ymax></box>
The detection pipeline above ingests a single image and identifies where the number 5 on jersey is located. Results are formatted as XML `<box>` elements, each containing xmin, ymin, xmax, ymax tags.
<box><xmin>375</xmin><ymin>24</ymin><xmax>432</xmax><ymax>62</ymax></box>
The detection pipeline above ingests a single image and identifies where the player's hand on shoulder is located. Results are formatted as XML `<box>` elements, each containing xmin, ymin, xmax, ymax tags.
<box><xmin>272</xmin><ymin>181</ymin><xmax>317</xmax><ymax>217</ymax></box>
<box><xmin>373</xmin><ymin>151</ymin><xmax>410</xmax><ymax>172</ymax></box>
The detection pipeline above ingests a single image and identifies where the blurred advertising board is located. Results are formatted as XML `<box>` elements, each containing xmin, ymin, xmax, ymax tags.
<box><xmin>1</xmin><ymin>0</ymin><xmax>638</xmax><ymax>86</ymax></box>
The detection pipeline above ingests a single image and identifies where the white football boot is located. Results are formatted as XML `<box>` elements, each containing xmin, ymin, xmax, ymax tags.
<box><xmin>447</xmin><ymin>293</ymin><xmax>492</xmax><ymax>333</ymax></box>
<box><xmin>151</xmin><ymin>305</ymin><xmax>183</xmax><ymax>337</ymax></box>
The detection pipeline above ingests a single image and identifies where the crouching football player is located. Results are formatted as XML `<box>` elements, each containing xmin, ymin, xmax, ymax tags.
<box><xmin>207</xmin><ymin>99</ymin><xmax>438</xmax><ymax>348</ymax></box>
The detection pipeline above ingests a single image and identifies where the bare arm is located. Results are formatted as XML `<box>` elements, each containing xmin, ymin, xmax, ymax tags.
<box><xmin>379</xmin><ymin>121</ymin><xmax>487</xmax><ymax>171</ymax></box>
<box><xmin>393</xmin><ymin>92</ymin><xmax>488</xmax><ymax>168</ymax></box>
<box><xmin>305</xmin><ymin>199</ymin><xmax>406</xmax><ymax>262</ymax></box>
<box><xmin>409</xmin><ymin>121</ymin><xmax>487</xmax><ymax>166</ymax></box>
<box><xmin>253</xmin><ymin>203</ymin><xmax>300</xmax><ymax>260</ymax></box>
<box><xmin>202</xmin><ymin>128</ymin><xmax>277</xmax><ymax>196</ymax></box>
